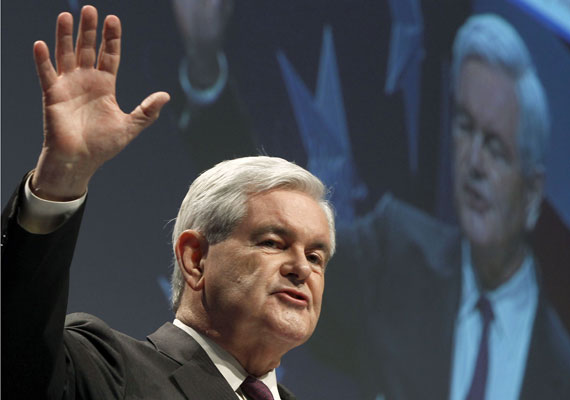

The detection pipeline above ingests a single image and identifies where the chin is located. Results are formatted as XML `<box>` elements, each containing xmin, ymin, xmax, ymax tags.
<box><xmin>267</xmin><ymin>316</ymin><xmax>313</xmax><ymax>346</ymax></box>
<box><xmin>459</xmin><ymin>211</ymin><xmax>497</xmax><ymax>248</ymax></box>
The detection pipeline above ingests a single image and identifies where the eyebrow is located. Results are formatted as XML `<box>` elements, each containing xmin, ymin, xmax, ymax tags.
<box><xmin>250</xmin><ymin>225</ymin><xmax>332</xmax><ymax>262</ymax></box>
<box><xmin>312</xmin><ymin>242</ymin><xmax>333</xmax><ymax>264</ymax></box>
<box><xmin>454</xmin><ymin>103</ymin><xmax>506</xmax><ymax>144</ymax></box>
<box><xmin>250</xmin><ymin>225</ymin><xmax>289</xmax><ymax>240</ymax></box>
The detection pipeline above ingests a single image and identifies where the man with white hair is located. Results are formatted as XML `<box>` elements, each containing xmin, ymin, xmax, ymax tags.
<box><xmin>2</xmin><ymin>6</ymin><xmax>334</xmax><ymax>399</ymax></box>
<box><xmin>311</xmin><ymin>14</ymin><xmax>570</xmax><ymax>400</ymax></box>
<box><xmin>178</xmin><ymin>9</ymin><xmax>570</xmax><ymax>398</ymax></box>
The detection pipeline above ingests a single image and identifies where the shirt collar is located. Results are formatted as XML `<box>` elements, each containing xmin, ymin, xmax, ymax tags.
<box><xmin>458</xmin><ymin>240</ymin><xmax>480</xmax><ymax>320</ymax></box>
<box><xmin>458</xmin><ymin>240</ymin><xmax>538</xmax><ymax>338</ymax></box>
<box><xmin>173</xmin><ymin>319</ymin><xmax>281</xmax><ymax>399</ymax></box>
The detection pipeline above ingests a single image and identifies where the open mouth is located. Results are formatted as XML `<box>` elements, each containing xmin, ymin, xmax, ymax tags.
<box><xmin>463</xmin><ymin>184</ymin><xmax>489</xmax><ymax>212</ymax></box>
<box><xmin>286</xmin><ymin>291</ymin><xmax>306</xmax><ymax>301</ymax></box>
<box><xmin>275</xmin><ymin>289</ymin><xmax>309</xmax><ymax>305</ymax></box>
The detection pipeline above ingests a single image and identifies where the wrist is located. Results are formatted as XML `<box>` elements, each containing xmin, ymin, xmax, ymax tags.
<box><xmin>32</xmin><ymin>155</ymin><xmax>90</xmax><ymax>201</ymax></box>
<box><xmin>179</xmin><ymin>51</ymin><xmax>228</xmax><ymax>105</ymax></box>
<box><xmin>185</xmin><ymin>48</ymin><xmax>221</xmax><ymax>88</ymax></box>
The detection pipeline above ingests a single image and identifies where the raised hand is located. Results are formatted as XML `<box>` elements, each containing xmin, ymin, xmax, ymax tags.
<box><xmin>31</xmin><ymin>5</ymin><xmax>170</xmax><ymax>201</ymax></box>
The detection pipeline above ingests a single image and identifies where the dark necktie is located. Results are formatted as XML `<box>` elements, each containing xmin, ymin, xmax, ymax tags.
<box><xmin>465</xmin><ymin>296</ymin><xmax>494</xmax><ymax>400</ymax></box>
<box><xmin>240</xmin><ymin>376</ymin><xmax>275</xmax><ymax>400</ymax></box>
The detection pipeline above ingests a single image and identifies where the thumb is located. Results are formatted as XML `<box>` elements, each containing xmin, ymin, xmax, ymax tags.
<box><xmin>128</xmin><ymin>91</ymin><xmax>171</xmax><ymax>135</ymax></box>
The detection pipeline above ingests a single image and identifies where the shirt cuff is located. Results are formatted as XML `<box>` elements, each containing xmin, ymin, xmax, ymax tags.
<box><xmin>18</xmin><ymin>174</ymin><xmax>87</xmax><ymax>234</ymax></box>
<box><xmin>179</xmin><ymin>51</ymin><xmax>228</xmax><ymax>106</ymax></box>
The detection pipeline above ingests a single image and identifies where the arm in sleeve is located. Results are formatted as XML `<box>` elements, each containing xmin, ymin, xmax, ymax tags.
<box><xmin>308</xmin><ymin>194</ymin><xmax>394</xmax><ymax>377</ymax></box>
<box><xmin>176</xmin><ymin>76</ymin><xmax>259</xmax><ymax>172</ymax></box>
<box><xmin>2</xmin><ymin>174</ymin><xmax>86</xmax><ymax>398</ymax></box>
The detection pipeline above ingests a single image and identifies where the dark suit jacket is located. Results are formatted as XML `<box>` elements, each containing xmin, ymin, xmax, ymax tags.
<box><xmin>311</xmin><ymin>194</ymin><xmax>570</xmax><ymax>399</ymax></box>
<box><xmin>1</xmin><ymin>180</ymin><xmax>296</xmax><ymax>400</ymax></box>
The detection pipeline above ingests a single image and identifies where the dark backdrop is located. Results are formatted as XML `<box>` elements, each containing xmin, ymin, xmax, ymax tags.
<box><xmin>2</xmin><ymin>1</ymin><xmax>569</xmax><ymax>398</ymax></box>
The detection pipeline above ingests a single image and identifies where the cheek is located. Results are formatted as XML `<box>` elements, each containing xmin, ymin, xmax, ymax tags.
<box><xmin>205</xmin><ymin>252</ymin><xmax>259</xmax><ymax>298</ymax></box>
<box><xmin>231</xmin><ymin>254</ymin><xmax>281</xmax><ymax>299</ymax></box>
<box><xmin>219</xmin><ymin>251</ymin><xmax>260</xmax><ymax>281</ymax></box>
<box><xmin>310</xmin><ymin>276</ymin><xmax>325</xmax><ymax>311</ymax></box>
<box><xmin>489</xmin><ymin>170</ymin><xmax>524</xmax><ymax>218</ymax></box>
<box><xmin>452</xmin><ymin>145</ymin><xmax>469</xmax><ymax>191</ymax></box>
<box><xmin>453</xmin><ymin>135</ymin><xmax>468</xmax><ymax>166</ymax></box>
<box><xmin>483</xmin><ymin>176</ymin><xmax>528</xmax><ymax>245</ymax></box>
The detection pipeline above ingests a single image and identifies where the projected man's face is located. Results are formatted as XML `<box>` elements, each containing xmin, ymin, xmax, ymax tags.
<box><xmin>452</xmin><ymin>59</ymin><xmax>530</xmax><ymax>252</ymax></box>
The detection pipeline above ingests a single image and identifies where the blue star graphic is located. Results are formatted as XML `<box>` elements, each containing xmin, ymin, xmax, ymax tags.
<box><xmin>277</xmin><ymin>26</ymin><xmax>367</xmax><ymax>225</ymax></box>
<box><xmin>385</xmin><ymin>0</ymin><xmax>424</xmax><ymax>174</ymax></box>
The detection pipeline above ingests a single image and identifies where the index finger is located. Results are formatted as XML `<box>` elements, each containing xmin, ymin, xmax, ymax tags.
<box><xmin>96</xmin><ymin>14</ymin><xmax>121</xmax><ymax>75</ymax></box>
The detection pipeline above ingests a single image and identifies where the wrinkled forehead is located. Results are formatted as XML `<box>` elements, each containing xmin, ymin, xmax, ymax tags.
<box><xmin>242</xmin><ymin>189</ymin><xmax>333</xmax><ymax>250</ymax></box>
<box><xmin>455</xmin><ymin>59</ymin><xmax>519</xmax><ymax>138</ymax></box>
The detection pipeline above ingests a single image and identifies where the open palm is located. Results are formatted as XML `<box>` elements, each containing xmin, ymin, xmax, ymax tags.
<box><xmin>32</xmin><ymin>6</ymin><xmax>169</xmax><ymax>200</ymax></box>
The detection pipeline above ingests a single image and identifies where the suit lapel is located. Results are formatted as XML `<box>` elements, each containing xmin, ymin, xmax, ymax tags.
<box><xmin>519</xmin><ymin>295</ymin><xmax>570</xmax><ymax>399</ymax></box>
<box><xmin>147</xmin><ymin>323</ymin><xmax>238</xmax><ymax>400</ymax></box>
<box><xmin>171</xmin><ymin>358</ymin><xmax>239</xmax><ymax>400</ymax></box>
<box><xmin>374</xmin><ymin>231</ymin><xmax>463</xmax><ymax>400</ymax></box>
<box><xmin>278</xmin><ymin>383</ymin><xmax>297</xmax><ymax>400</ymax></box>
<box><xmin>424</xmin><ymin>244</ymin><xmax>462</xmax><ymax>399</ymax></box>
<box><xmin>408</xmin><ymin>235</ymin><xmax>463</xmax><ymax>400</ymax></box>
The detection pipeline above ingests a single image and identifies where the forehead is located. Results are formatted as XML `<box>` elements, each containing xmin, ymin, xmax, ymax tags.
<box><xmin>238</xmin><ymin>189</ymin><xmax>330</xmax><ymax>241</ymax></box>
<box><xmin>456</xmin><ymin>59</ymin><xmax>519</xmax><ymax>141</ymax></box>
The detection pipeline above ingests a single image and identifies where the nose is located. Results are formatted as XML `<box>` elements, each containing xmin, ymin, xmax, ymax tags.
<box><xmin>280</xmin><ymin>247</ymin><xmax>312</xmax><ymax>283</ymax></box>
<box><xmin>467</xmin><ymin>131</ymin><xmax>485</xmax><ymax>179</ymax></box>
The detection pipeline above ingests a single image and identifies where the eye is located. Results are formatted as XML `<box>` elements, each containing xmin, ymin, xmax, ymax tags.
<box><xmin>259</xmin><ymin>239</ymin><xmax>281</xmax><ymax>249</ymax></box>
<box><xmin>453</xmin><ymin>113</ymin><xmax>474</xmax><ymax>136</ymax></box>
<box><xmin>306</xmin><ymin>252</ymin><xmax>324</xmax><ymax>266</ymax></box>
<box><xmin>485</xmin><ymin>135</ymin><xmax>508</xmax><ymax>161</ymax></box>
<box><xmin>458</xmin><ymin>121</ymin><xmax>473</xmax><ymax>135</ymax></box>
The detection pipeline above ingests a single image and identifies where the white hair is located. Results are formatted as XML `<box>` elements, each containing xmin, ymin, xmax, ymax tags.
<box><xmin>170</xmin><ymin>156</ymin><xmax>335</xmax><ymax>311</ymax></box>
<box><xmin>451</xmin><ymin>14</ymin><xmax>550</xmax><ymax>177</ymax></box>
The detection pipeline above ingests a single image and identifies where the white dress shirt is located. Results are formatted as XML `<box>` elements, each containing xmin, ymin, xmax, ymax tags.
<box><xmin>449</xmin><ymin>240</ymin><xmax>538</xmax><ymax>400</ymax></box>
<box><xmin>18</xmin><ymin>174</ymin><xmax>86</xmax><ymax>234</ymax></box>
<box><xmin>174</xmin><ymin>319</ymin><xmax>281</xmax><ymax>400</ymax></box>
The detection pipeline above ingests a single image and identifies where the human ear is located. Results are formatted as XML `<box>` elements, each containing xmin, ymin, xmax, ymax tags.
<box><xmin>524</xmin><ymin>171</ymin><xmax>544</xmax><ymax>231</ymax></box>
<box><xmin>175</xmin><ymin>230</ymin><xmax>209</xmax><ymax>290</ymax></box>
